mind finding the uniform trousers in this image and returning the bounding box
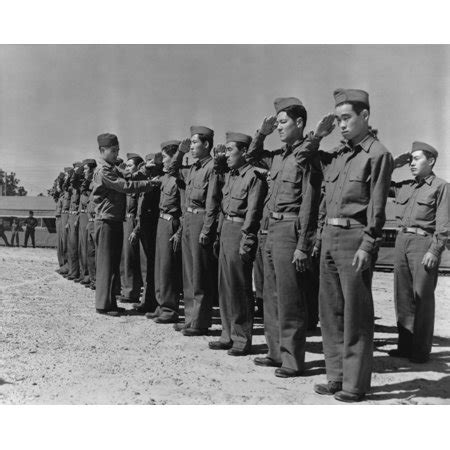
[319,225,374,394]
[78,213,89,280]
[181,211,217,330]
[94,220,123,311]
[394,231,439,360]
[218,221,254,351]
[60,213,69,272]
[155,216,183,320]
[67,215,79,277]
[253,232,267,300]
[24,228,36,248]
[56,217,65,266]
[11,231,20,247]
[120,215,143,300]
[86,221,96,285]
[139,215,159,312]
[263,218,308,371]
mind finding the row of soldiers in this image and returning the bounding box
[51,88,449,402]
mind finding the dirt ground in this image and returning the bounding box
[0,247,449,405]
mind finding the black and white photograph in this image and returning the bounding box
[0,1,449,448]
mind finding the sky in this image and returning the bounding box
[0,44,449,195]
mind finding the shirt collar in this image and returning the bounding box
[194,155,212,169]
[340,132,376,153]
[282,136,305,155]
[231,163,251,177]
[415,172,435,186]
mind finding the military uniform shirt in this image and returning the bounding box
[246,131,323,252]
[317,133,394,253]
[391,173,449,257]
[92,161,156,222]
[159,173,182,216]
[220,163,267,236]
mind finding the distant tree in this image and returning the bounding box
[0,169,28,196]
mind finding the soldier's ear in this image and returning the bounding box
[295,117,304,129]
[361,109,370,122]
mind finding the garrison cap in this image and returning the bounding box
[97,133,119,147]
[73,161,82,168]
[161,140,181,150]
[333,88,370,108]
[273,97,303,114]
[190,126,214,138]
[225,132,252,146]
[145,153,157,161]
[58,172,65,178]
[64,167,72,172]
[82,158,97,167]
[126,152,142,160]
[411,141,438,158]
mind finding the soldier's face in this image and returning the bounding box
[190,134,209,159]
[226,142,243,169]
[276,111,302,144]
[125,159,138,175]
[101,146,119,164]
[335,104,368,141]
[83,164,91,178]
[410,151,434,178]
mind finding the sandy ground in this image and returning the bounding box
[0,247,449,405]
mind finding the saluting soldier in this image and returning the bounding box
[86,171,97,290]
[117,153,145,303]
[54,172,66,273]
[312,89,394,402]
[389,142,449,363]
[208,132,267,356]
[66,162,84,280]
[170,126,221,336]
[150,140,184,324]
[60,167,73,276]
[77,159,97,285]
[246,97,328,378]
[92,133,159,316]
[131,153,163,314]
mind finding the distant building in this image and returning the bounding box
[0,196,56,247]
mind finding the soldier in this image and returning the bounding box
[77,159,97,285]
[132,153,163,314]
[117,153,145,303]
[92,133,158,316]
[53,173,65,272]
[150,140,184,323]
[66,162,84,280]
[208,132,267,356]
[170,126,220,336]
[86,167,97,290]
[388,142,449,363]
[312,89,394,402]
[246,97,329,378]
[10,218,20,247]
[60,167,72,276]
[23,210,38,248]
[0,218,10,246]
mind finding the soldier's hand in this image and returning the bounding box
[129,232,138,244]
[311,245,320,259]
[169,233,181,252]
[260,115,277,136]
[352,249,371,272]
[292,249,309,272]
[314,113,336,138]
[145,158,155,168]
[154,153,163,166]
[394,152,411,168]
[199,232,211,246]
[213,238,220,259]
[179,138,191,154]
[213,144,227,158]
[422,252,438,270]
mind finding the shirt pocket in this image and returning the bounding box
[191,177,208,204]
[348,169,371,205]
[416,193,436,223]
[229,186,248,213]
[393,196,409,220]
